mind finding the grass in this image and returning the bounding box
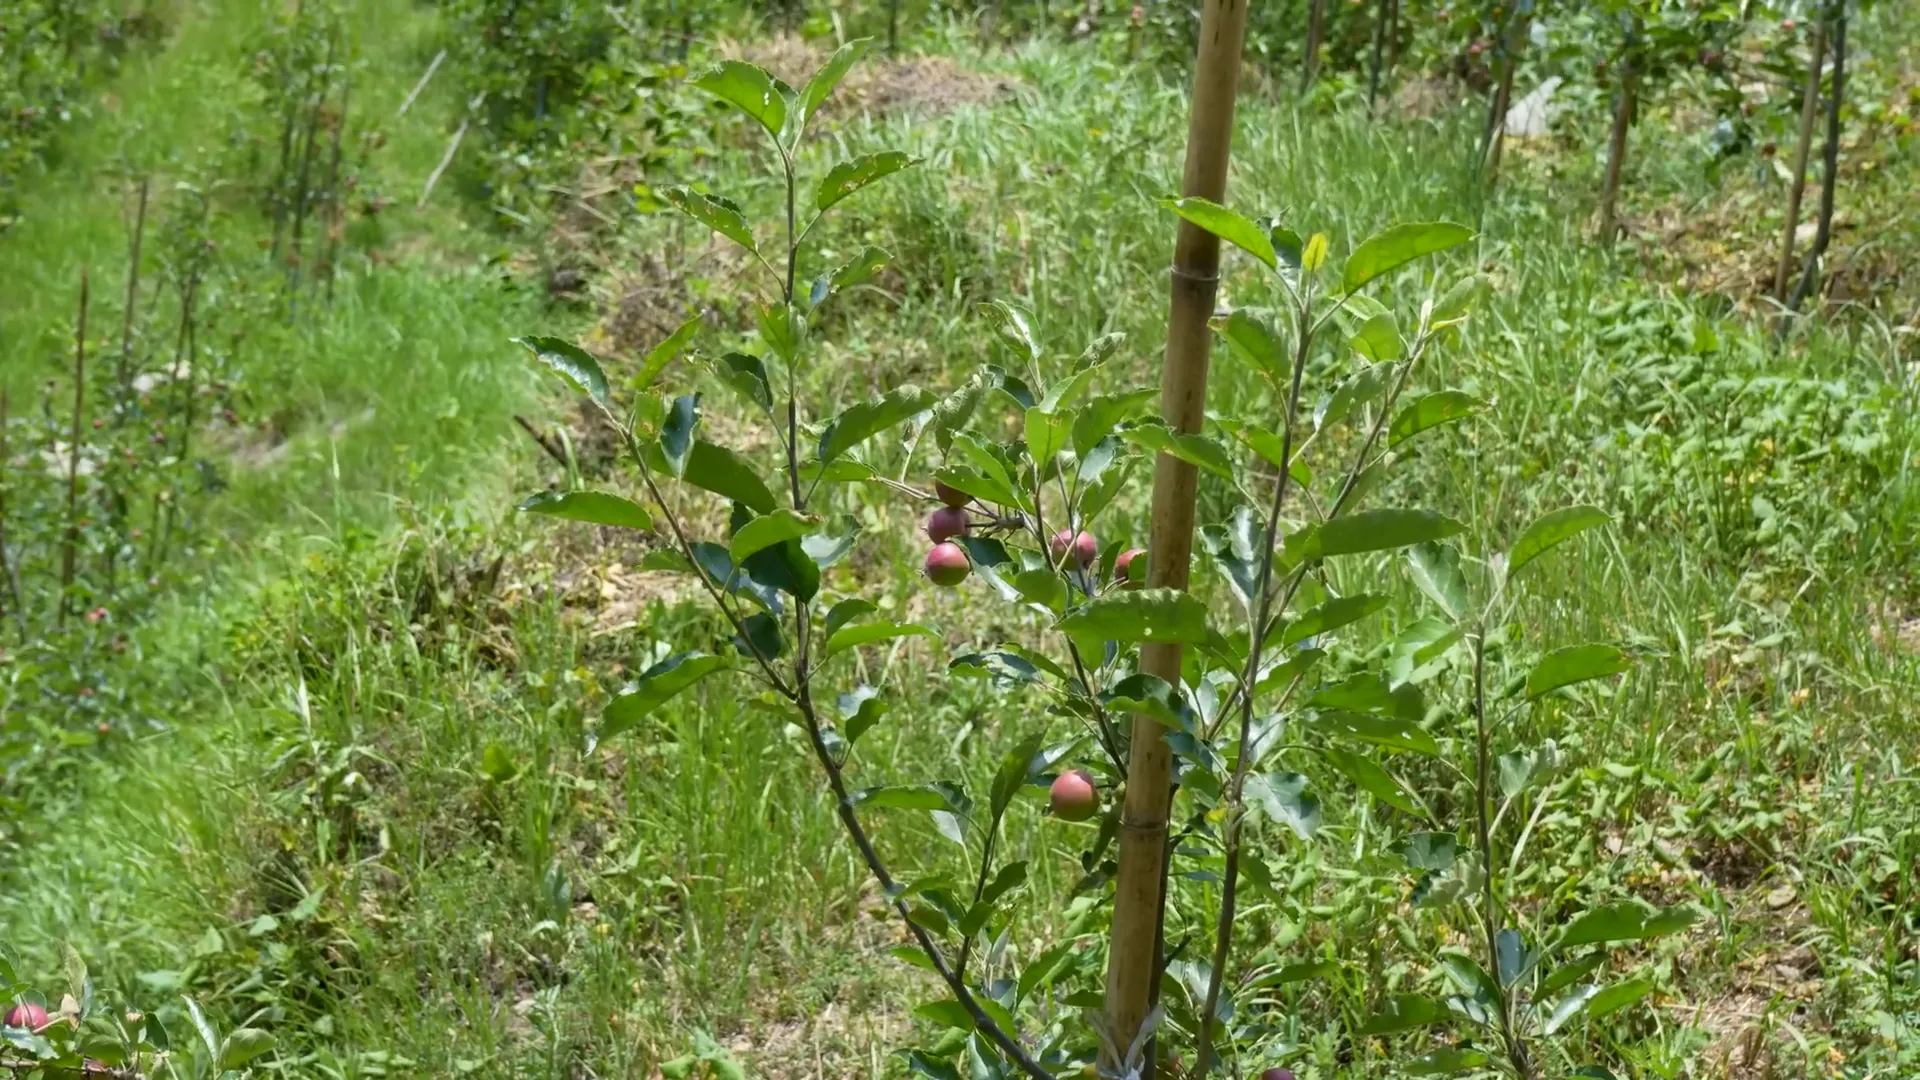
[3,4,1919,1080]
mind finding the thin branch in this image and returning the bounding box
[395,48,446,117]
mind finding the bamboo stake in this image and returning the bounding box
[117,178,150,397]
[1774,14,1828,301]
[395,47,445,118]
[1787,4,1846,315]
[1104,2,1249,1076]
[59,270,90,628]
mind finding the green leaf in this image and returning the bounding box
[1249,958,1339,988]
[1584,978,1656,1020]
[1357,994,1448,1035]
[1319,710,1439,755]
[1103,672,1190,727]
[825,598,877,637]
[913,1000,976,1031]
[514,335,609,403]
[1403,1048,1490,1075]
[518,490,653,531]
[1282,593,1388,646]
[1316,361,1397,432]
[1323,748,1420,814]
[1558,903,1697,948]
[730,509,818,563]
[1072,389,1155,455]
[1312,509,1466,558]
[479,742,519,783]
[602,653,729,740]
[1215,309,1288,385]
[693,60,791,139]
[1541,952,1607,995]
[815,151,919,211]
[735,609,786,662]
[1395,832,1458,871]
[855,785,964,811]
[934,466,1020,509]
[838,686,891,745]
[661,393,700,477]
[682,441,777,513]
[1544,984,1600,1035]
[990,732,1047,819]
[1349,311,1404,363]
[714,352,772,411]
[827,621,939,655]
[662,186,757,252]
[1525,644,1631,699]
[1405,541,1469,620]
[1430,273,1491,326]
[794,38,869,132]
[1161,196,1277,269]
[218,1028,276,1070]
[978,300,1040,361]
[1244,772,1321,839]
[1341,221,1474,293]
[1054,588,1209,644]
[1389,391,1487,448]
[1507,506,1611,580]
[820,385,936,464]
[181,996,221,1060]
[1123,421,1235,481]
[637,312,703,390]
[1024,406,1070,464]
[827,246,891,295]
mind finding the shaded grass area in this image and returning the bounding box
[2,11,1918,1080]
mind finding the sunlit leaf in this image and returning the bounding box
[1507,505,1610,580]
[815,151,919,211]
[514,335,609,403]
[1054,588,1209,644]
[518,490,653,530]
[1161,197,1276,268]
[602,653,730,740]
[1389,390,1487,448]
[693,60,791,138]
[1525,644,1631,699]
[1342,221,1474,293]
[819,385,936,464]
[662,186,757,252]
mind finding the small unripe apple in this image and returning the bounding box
[4,1003,48,1031]
[1115,548,1147,587]
[1260,1069,1297,1080]
[925,506,970,543]
[934,480,971,508]
[1050,769,1099,821]
[1050,529,1097,568]
[924,542,971,586]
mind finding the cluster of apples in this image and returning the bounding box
[918,482,1147,592]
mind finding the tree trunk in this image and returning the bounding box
[1103,2,1248,1077]
[1302,0,1326,90]
[117,178,149,397]
[1788,5,1845,313]
[59,270,89,628]
[1367,0,1390,112]
[888,0,900,53]
[1774,15,1828,300]
[1597,42,1638,242]
[1481,9,1530,181]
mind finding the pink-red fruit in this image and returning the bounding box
[1050,769,1099,821]
[4,1003,48,1031]
[925,506,970,543]
[924,542,971,586]
[934,480,971,508]
[1051,529,1097,568]
[1115,548,1147,587]
[1260,1070,1296,1080]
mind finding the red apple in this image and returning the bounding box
[1050,529,1097,568]
[1114,548,1147,587]
[934,480,971,508]
[1260,1069,1297,1080]
[4,1003,48,1031]
[1050,769,1099,821]
[925,506,970,543]
[924,542,971,587]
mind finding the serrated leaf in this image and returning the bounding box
[816,151,919,211]
[1282,593,1388,646]
[730,509,817,563]
[693,60,790,138]
[518,490,653,530]
[820,384,936,464]
[1313,508,1466,558]
[1319,710,1439,755]
[1244,772,1321,839]
[1405,541,1469,620]
[827,620,939,655]
[1389,391,1487,448]
[1357,994,1447,1035]
[1323,748,1420,814]
[637,312,703,390]
[1507,505,1610,580]
[662,186,757,252]
[602,653,729,740]
[1161,197,1276,268]
[1054,588,1209,644]
[1525,644,1631,699]
[514,335,609,403]
[1342,221,1474,293]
